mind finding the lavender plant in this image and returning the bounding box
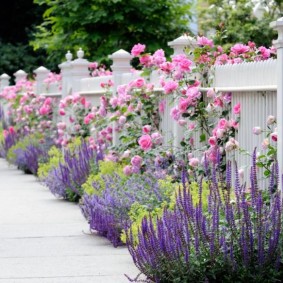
[80,169,175,247]
[0,127,18,158]
[126,150,283,282]
[13,144,49,175]
[44,141,96,202]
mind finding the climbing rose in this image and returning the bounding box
[131,155,143,168]
[189,157,199,167]
[142,125,151,134]
[225,138,239,152]
[197,36,214,48]
[163,81,178,94]
[233,103,241,114]
[231,43,249,55]
[267,115,276,125]
[131,43,146,56]
[253,127,262,135]
[271,132,278,142]
[123,165,133,176]
[138,134,152,151]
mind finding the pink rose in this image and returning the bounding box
[238,169,244,179]
[139,54,152,67]
[207,88,216,98]
[217,118,229,130]
[122,150,131,158]
[178,119,187,126]
[233,103,241,114]
[84,116,91,125]
[178,97,190,113]
[89,62,98,69]
[216,128,225,139]
[197,36,214,48]
[59,109,65,116]
[225,138,239,152]
[253,127,262,135]
[188,123,196,131]
[231,44,249,55]
[208,136,217,146]
[267,115,276,125]
[142,125,151,134]
[9,127,15,135]
[131,155,143,168]
[118,115,126,125]
[262,138,269,150]
[271,132,277,142]
[189,157,199,167]
[133,78,145,88]
[151,132,163,145]
[163,81,178,94]
[131,43,146,56]
[159,99,166,114]
[123,165,133,176]
[138,134,152,151]
[39,106,49,116]
[57,122,66,130]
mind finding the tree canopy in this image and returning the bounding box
[0,0,51,78]
[31,0,193,65]
[197,0,282,48]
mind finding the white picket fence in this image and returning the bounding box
[1,17,283,186]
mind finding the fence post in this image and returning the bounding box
[14,70,27,84]
[0,74,11,119]
[108,49,133,145]
[59,51,73,98]
[271,18,283,189]
[34,66,50,95]
[70,48,90,93]
[168,35,197,150]
[0,74,10,91]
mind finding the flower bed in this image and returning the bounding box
[0,37,281,282]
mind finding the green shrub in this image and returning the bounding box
[37,146,63,179]
[82,160,125,195]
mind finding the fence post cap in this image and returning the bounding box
[34,66,50,74]
[270,17,283,29]
[77,48,84,59]
[168,35,197,47]
[66,50,73,62]
[108,49,133,59]
[0,73,10,79]
[13,69,27,76]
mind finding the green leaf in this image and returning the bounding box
[200,133,206,142]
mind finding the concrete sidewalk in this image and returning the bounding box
[0,158,139,283]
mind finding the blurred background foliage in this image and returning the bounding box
[0,0,282,78]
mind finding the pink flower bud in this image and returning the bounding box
[189,157,199,167]
[142,125,151,134]
[123,165,133,176]
[253,127,262,135]
[267,115,276,125]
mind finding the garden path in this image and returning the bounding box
[0,158,139,283]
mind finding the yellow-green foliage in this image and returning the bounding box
[6,134,40,164]
[0,126,3,143]
[37,137,84,180]
[67,136,82,152]
[82,160,125,195]
[120,177,178,243]
[121,180,217,244]
[37,146,63,179]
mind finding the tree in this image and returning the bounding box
[31,0,193,65]
[197,0,283,48]
[0,0,53,78]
